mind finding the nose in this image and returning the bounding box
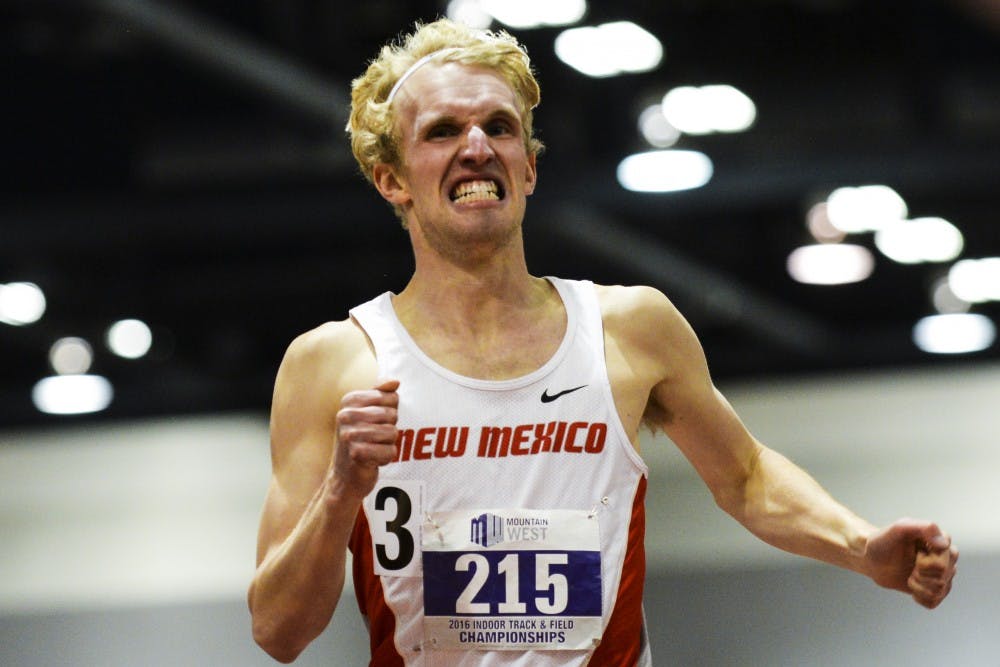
[460,125,494,164]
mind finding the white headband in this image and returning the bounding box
[386,48,464,104]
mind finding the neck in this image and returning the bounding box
[392,267,564,381]
[396,255,545,331]
[390,227,566,379]
[396,216,542,324]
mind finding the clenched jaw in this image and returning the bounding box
[450,179,505,204]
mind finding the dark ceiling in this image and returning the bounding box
[2,0,999,428]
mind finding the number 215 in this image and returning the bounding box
[455,553,569,615]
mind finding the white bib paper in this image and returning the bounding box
[421,508,603,651]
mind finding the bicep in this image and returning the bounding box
[654,378,760,495]
[643,299,762,499]
[254,333,344,565]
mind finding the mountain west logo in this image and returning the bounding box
[470,512,504,548]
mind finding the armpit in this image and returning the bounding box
[641,394,672,434]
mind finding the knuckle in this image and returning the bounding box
[337,405,363,424]
[341,389,367,406]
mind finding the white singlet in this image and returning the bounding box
[348,277,651,666]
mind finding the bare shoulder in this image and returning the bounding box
[594,283,670,318]
[277,318,377,397]
[284,317,370,364]
[269,318,378,467]
[590,283,708,435]
[594,283,699,358]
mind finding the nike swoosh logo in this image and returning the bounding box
[540,385,588,403]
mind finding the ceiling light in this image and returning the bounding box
[948,258,1000,303]
[661,85,756,135]
[826,185,907,233]
[446,0,494,28]
[806,202,846,244]
[49,337,94,375]
[482,0,586,28]
[617,150,713,193]
[0,281,47,326]
[107,318,154,359]
[32,374,114,415]
[638,104,680,148]
[555,21,662,77]
[931,276,971,314]
[874,217,964,264]
[786,243,875,285]
[912,313,996,354]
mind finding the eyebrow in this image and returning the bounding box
[418,108,521,133]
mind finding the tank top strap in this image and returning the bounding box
[546,276,605,372]
[348,292,400,379]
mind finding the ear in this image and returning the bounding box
[523,152,538,196]
[372,162,411,206]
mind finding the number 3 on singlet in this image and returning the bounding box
[365,479,424,577]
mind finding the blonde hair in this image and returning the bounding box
[347,18,544,185]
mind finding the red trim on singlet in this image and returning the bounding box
[350,511,404,666]
[587,475,647,667]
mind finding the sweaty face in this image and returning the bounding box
[377,62,537,257]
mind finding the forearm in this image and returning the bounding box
[249,478,362,663]
[723,447,877,575]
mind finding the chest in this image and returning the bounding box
[409,315,566,381]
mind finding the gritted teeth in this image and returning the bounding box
[450,179,503,202]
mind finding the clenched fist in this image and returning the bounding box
[333,379,400,498]
[864,519,958,609]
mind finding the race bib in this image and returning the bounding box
[421,508,603,651]
[364,479,425,577]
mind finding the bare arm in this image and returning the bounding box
[604,285,956,607]
[247,321,398,662]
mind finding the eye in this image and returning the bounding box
[426,123,459,139]
[485,119,514,137]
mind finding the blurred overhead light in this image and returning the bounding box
[661,85,756,135]
[106,318,154,359]
[481,0,586,28]
[0,281,46,326]
[447,0,494,28]
[806,202,847,244]
[555,21,662,77]
[826,185,907,233]
[32,374,114,415]
[874,217,964,264]
[786,243,875,285]
[638,104,680,148]
[617,150,713,193]
[49,337,94,375]
[948,258,1000,303]
[931,276,971,314]
[913,313,996,354]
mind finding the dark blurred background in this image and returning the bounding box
[3,0,998,427]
